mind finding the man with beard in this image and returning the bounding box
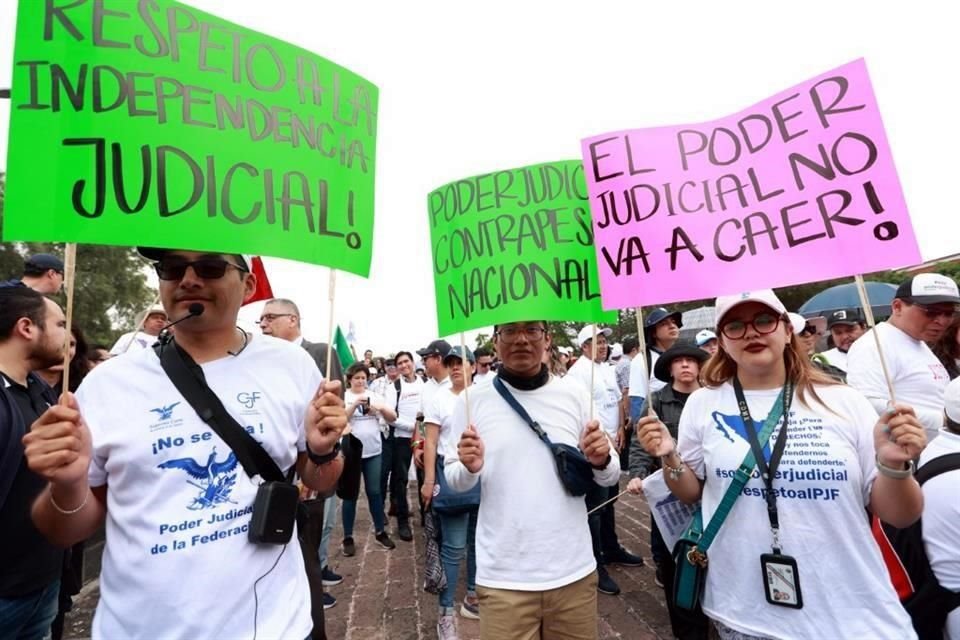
[849,273,960,444]
[0,287,66,639]
[446,320,619,639]
[818,308,866,374]
[23,248,346,639]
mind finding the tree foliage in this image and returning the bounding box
[0,172,154,346]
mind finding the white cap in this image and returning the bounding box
[715,290,787,326]
[787,313,808,335]
[145,305,167,318]
[610,343,624,359]
[945,377,960,423]
[896,273,960,305]
[558,346,573,356]
[577,324,613,347]
[695,330,717,346]
[368,366,378,375]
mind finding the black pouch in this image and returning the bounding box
[249,481,300,545]
[551,443,595,497]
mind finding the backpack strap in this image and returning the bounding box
[394,377,402,415]
[916,452,960,485]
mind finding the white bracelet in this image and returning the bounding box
[50,489,88,515]
[875,455,914,480]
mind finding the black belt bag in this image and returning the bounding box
[154,339,298,545]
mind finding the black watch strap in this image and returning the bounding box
[307,440,341,466]
[591,453,612,471]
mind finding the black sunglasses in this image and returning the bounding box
[154,258,248,281]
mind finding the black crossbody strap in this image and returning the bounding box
[492,377,553,446]
[916,452,960,485]
[394,377,402,414]
[153,340,285,483]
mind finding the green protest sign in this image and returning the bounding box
[428,160,617,335]
[4,0,378,277]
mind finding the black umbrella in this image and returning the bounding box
[798,281,897,318]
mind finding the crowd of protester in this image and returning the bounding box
[2,250,959,640]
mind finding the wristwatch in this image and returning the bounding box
[591,454,612,470]
[307,440,341,466]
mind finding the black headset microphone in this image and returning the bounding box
[157,304,204,344]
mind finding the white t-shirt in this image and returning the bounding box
[383,376,425,438]
[847,322,949,443]
[76,334,321,640]
[423,387,462,460]
[109,330,160,355]
[628,349,666,400]
[345,389,385,458]
[471,370,495,386]
[566,357,621,436]
[818,347,848,372]
[419,376,452,428]
[919,429,960,640]
[677,382,914,639]
[444,376,620,591]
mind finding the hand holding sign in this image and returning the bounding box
[579,419,610,467]
[23,392,91,487]
[457,424,484,473]
[875,403,927,466]
[307,381,347,456]
[636,414,675,458]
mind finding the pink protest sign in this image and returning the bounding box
[581,59,921,310]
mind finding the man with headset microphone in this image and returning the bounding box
[22,248,347,640]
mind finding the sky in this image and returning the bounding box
[2,1,959,353]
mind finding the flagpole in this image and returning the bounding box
[325,269,337,381]
[460,333,473,427]
[59,244,77,403]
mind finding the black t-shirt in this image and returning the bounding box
[0,372,63,596]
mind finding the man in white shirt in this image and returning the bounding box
[818,308,866,373]
[921,378,960,640]
[23,247,347,640]
[259,297,343,613]
[109,305,168,355]
[446,319,619,639]
[381,349,428,541]
[472,347,495,385]
[567,325,643,597]
[848,273,959,443]
[411,340,453,532]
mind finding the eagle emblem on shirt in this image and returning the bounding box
[158,447,240,510]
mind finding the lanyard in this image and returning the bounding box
[733,377,793,553]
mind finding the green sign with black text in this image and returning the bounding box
[428,160,617,335]
[4,0,378,276]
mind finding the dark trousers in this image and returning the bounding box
[586,483,620,562]
[298,498,327,640]
[650,514,669,566]
[619,426,633,471]
[381,434,413,522]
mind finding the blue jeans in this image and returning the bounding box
[342,455,386,536]
[438,509,478,612]
[0,579,60,640]
[318,494,337,569]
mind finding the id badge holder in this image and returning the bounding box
[760,553,803,609]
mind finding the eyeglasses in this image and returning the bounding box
[495,326,547,343]
[154,258,248,281]
[259,313,295,323]
[720,313,782,340]
[911,303,959,320]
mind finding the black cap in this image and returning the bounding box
[653,343,708,383]
[416,339,452,358]
[136,247,251,270]
[24,253,64,273]
[826,308,862,329]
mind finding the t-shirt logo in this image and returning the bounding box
[151,402,180,421]
[149,402,184,432]
[158,446,240,510]
[712,411,773,461]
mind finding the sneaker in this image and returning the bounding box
[342,537,355,557]
[597,566,621,596]
[321,566,343,587]
[397,522,413,542]
[375,531,396,550]
[460,593,479,619]
[436,614,458,640]
[604,546,645,567]
[322,592,337,610]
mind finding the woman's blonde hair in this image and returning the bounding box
[701,314,839,409]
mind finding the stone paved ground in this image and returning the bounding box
[66,478,672,639]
